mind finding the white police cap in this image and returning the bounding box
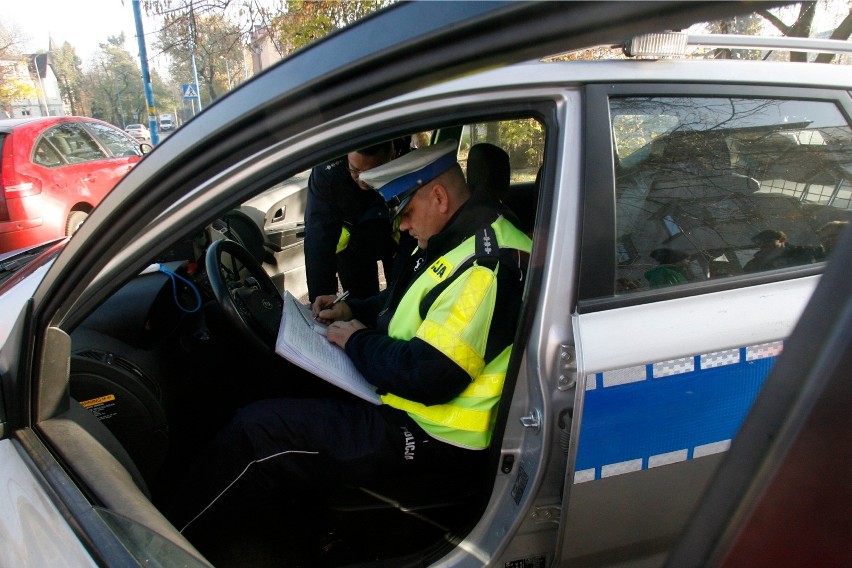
[359,139,458,217]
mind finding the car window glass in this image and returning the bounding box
[456,119,544,235]
[457,119,544,183]
[84,122,142,158]
[44,123,108,164]
[611,97,852,294]
[33,138,64,167]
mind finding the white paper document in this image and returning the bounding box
[275,291,381,405]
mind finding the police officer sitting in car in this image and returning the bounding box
[170,140,531,556]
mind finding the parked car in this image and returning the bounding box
[0,116,145,253]
[124,123,152,142]
[0,2,850,567]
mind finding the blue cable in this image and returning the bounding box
[159,264,202,313]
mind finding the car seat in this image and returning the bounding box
[467,142,511,202]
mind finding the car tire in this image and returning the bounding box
[66,210,89,236]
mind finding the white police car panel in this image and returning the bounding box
[0,440,97,567]
[575,276,818,372]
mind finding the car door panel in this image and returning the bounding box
[563,453,723,566]
[559,83,852,565]
[242,173,308,297]
[0,438,97,568]
[77,158,136,200]
[574,277,816,373]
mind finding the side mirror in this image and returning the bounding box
[140,143,154,155]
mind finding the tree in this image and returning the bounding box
[85,34,148,127]
[156,10,244,106]
[0,21,36,115]
[0,78,37,117]
[758,1,852,63]
[814,6,852,63]
[269,0,391,54]
[758,2,819,62]
[151,68,179,120]
[144,0,282,102]
[703,12,763,60]
[51,42,85,115]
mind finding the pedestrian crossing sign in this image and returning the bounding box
[182,83,199,99]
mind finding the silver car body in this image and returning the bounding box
[1,3,849,566]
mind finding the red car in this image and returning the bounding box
[0,116,146,254]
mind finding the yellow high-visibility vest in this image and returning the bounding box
[381,216,531,449]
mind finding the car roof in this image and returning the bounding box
[404,57,852,100]
[0,116,108,135]
[0,117,51,128]
[0,117,58,134]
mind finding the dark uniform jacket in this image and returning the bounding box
[345,192,528,417]
[743,244,816,272]
[305,158,398,301]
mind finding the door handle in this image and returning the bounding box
[271,206,286,224]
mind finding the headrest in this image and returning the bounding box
[467,143,510,202]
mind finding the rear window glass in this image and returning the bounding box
[85,122,142,158]
[610,96,852,294]
[34,139,64,167]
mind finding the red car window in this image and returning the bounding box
[33,139,64,167]
[43,123,107,164]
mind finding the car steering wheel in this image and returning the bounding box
[205,238,282,352]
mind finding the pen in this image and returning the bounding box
[314,290,350,320]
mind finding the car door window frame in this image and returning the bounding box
[578,83,852,313]
[32,96,561,564]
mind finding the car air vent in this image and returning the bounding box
[74,348,160,399]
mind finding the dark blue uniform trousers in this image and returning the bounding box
[171,395,485,535]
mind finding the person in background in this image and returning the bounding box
[409,131,433,150]
[815,220,848,260]
[743,229,816,273]
[645,248,691,288]
[304,141,398,302]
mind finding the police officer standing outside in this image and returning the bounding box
[170,140,531,555]
[305,141,398,301]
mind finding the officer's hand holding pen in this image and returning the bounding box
[311,291,352,323]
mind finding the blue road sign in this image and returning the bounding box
[182,83,199,99]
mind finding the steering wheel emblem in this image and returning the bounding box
[262,298,274,310]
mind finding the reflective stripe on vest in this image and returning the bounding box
[414,265,496,377]
[381,217,531,449]
[336,226,351,254]
[381,346,513,447]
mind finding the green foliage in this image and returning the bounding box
[271,0,393,53]
[51,42,84,115]
[85,34,149,126]
[0,76,36,110]
[498,119,544,170]
[157,10,244,107]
